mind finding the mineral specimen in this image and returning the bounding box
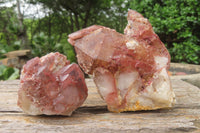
[18,52,88,115]
[68,10,175,112]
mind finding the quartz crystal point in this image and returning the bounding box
[68,10,175,112]
[18,52,88,115]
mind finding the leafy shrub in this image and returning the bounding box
[0,65,19,80]
[0,42,20,59]
[130,0,200,64]
[31,32,76,63]
[170,40,200,64]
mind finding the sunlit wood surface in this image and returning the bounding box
[0,79,200,133]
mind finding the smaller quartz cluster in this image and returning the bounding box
[18,52,88,115]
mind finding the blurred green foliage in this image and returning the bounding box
[0,0,200,64]
[0,6,21,59]
[130,0,200,64]
[0,65,19,80]
[31,32,76,62]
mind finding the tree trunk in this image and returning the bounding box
[16,0,29,49]
[74,13,80,30]
[69,12,74,32]
[83,1,91,28]
[48,12,51,38]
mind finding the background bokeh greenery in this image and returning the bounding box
[0,0,200,64]
[0,65,19,80]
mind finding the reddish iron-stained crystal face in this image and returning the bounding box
[18,52,88,115]
[68,10,175,112]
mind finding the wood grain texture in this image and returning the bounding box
[0,79,200,133]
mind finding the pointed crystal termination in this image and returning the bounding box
[18,52,88,115]
[68,10,175,113]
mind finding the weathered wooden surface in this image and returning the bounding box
[0,79,199,133]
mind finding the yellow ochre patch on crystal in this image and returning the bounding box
[108,101,158,113]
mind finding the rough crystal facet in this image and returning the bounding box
[18,52,88,115]
[68,10,175,112]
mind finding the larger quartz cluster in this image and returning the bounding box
[68,10,175,112]
[18,52,88,115]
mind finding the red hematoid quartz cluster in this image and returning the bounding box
[68,10,175,112]
[18,52,88,115]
